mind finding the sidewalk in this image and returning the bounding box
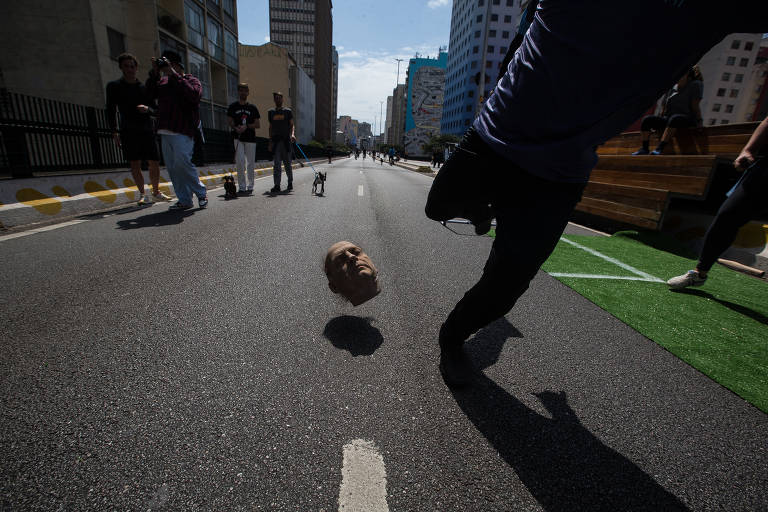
[0,157,335,230]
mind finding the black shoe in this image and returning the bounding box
[270,186,280,195]
[439,327,474,388]
[286,183,293,191]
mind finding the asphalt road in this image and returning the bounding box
[1,156,766,511]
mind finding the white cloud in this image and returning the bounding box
[427,0,450,8]
[337,44,444,125]
[264,35,269,42]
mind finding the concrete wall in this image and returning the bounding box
[292,64,316,144]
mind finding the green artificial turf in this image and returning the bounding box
[536,231,768,412]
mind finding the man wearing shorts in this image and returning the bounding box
[106,53,170,205]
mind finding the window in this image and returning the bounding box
[721,120,730,124]
[725,104,734,113]
[185,0,204,50]
[224,31,237,69]
[739,57,749,67]
[491,14,498,21]
[506,0,513,5]
[735,74,744,83]
[745,41,754,51]
[709,119,716,125]
[485,60,492,68]
[757,85,763,93]
[730,89,739,98]
[489,30,496,37]
[722,72,731,81]
[471,60,477,68]
[223,0,234,16]
[502,30,509,38]
[159,34,187,68]
[712,103,721,112]
[504,15,512,23]
[716,88,726,96]
[731,39,741,50]
[468,90,474,97]
[476,14,483,22]
[227,71,238,104]
[499,46,506,54]
[487,45,494,53]
[493,0,500,4]
[473,45,479,54]
[474,30,480,38]
[208,18,223,61]
[478,0,484,5]
[726,56,736,65]
[106,27,125,60]
[188,50,210,100]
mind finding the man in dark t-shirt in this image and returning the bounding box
[227,83,261,194]
[267,92,296,194]
[106,53,169,205]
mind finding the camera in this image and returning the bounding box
[156,57,170,68]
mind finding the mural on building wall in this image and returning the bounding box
[405,67,445,157]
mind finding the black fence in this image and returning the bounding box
[0,91,344,179]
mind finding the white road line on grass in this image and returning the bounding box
[358,185,364,196]
[0,220,87,242]
[338,439,388,512]
[559,237,664,283]
[548,273,662,282]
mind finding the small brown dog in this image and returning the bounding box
[223,174,237,199]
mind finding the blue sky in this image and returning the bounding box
[237,0,452,131]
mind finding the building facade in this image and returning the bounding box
[0,0,240,131]
[404,51,448,157]
[696,33,764,126]
[389,84,408,149]
[269,0,334,142]
[238,42,314,144]
[440,0,524,136]
[385,95,393,144]
[332,46,339,139]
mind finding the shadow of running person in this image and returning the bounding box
[674,288,768,327]
[116,210,193,229]
[450,324,689,511]
[323,316,383,356]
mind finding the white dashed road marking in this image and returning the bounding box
[358,185,364,197]
[0,220,87,242]
[338,439,388,512]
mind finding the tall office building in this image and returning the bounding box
[389,84,407,149]
[332,46,338,139]
[269,0,334,141]
[385,95,393,144]
[404,51,447,157]
[0,0,241,130]
[441,0,524,136]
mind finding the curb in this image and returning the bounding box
[0,158,334,231]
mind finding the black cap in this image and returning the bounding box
[161,50,184,69]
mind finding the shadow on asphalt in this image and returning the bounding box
[323,315,383,356]
[674,288,768,326]
[116,210,194,229]
[451,319,689,511]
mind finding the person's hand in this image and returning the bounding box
[112,132,121,148]
[734,149,755,171]
[136,104,149,114]
[236,125,246,134]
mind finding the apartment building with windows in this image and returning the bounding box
[697,33,764,126]
[269,0,334,141]
[404,51,448,157]
[0,0,241,131]
[440,0,524,136]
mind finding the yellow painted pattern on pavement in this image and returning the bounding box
[15,188,62,215]
[84,180,116,203]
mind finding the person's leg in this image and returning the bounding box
[161,135,190,205]
[234,140,247,191]
[176,134,207,202]
[273,143,283,190]
[148,160,161,195]
[284,141,293,189]
[129,160,145,196]
[634,116,665,154]
[244,142,256,190]
[439,168,586,349]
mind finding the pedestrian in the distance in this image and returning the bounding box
[268,92,296,195]
[106,53,170,206]
[227,83,261,195]
[146,50,208,210]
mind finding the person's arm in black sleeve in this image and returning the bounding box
[106,82,121,147]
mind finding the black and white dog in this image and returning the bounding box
[312,171,327,195]
[223,174,237,199]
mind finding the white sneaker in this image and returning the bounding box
[138,192,152,205]
[667,270,707,289]
[153,192,171,202]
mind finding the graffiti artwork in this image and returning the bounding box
[404,66,445,157]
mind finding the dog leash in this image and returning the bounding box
[294,141,320,176]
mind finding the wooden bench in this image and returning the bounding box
[574,122,758,230]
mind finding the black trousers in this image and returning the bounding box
[640,114,694,132]
[425,128,586,346]
[698,160,768,272]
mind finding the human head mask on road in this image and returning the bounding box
[325,241,380,306]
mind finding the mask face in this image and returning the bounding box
[325,241,380,306]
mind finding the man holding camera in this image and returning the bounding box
[227,83,261,195]
[145,50,207,210]
[106,53,170,205]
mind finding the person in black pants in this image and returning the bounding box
[633,66,704,155]
[425,0,767,388]
[667,116,768,289]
